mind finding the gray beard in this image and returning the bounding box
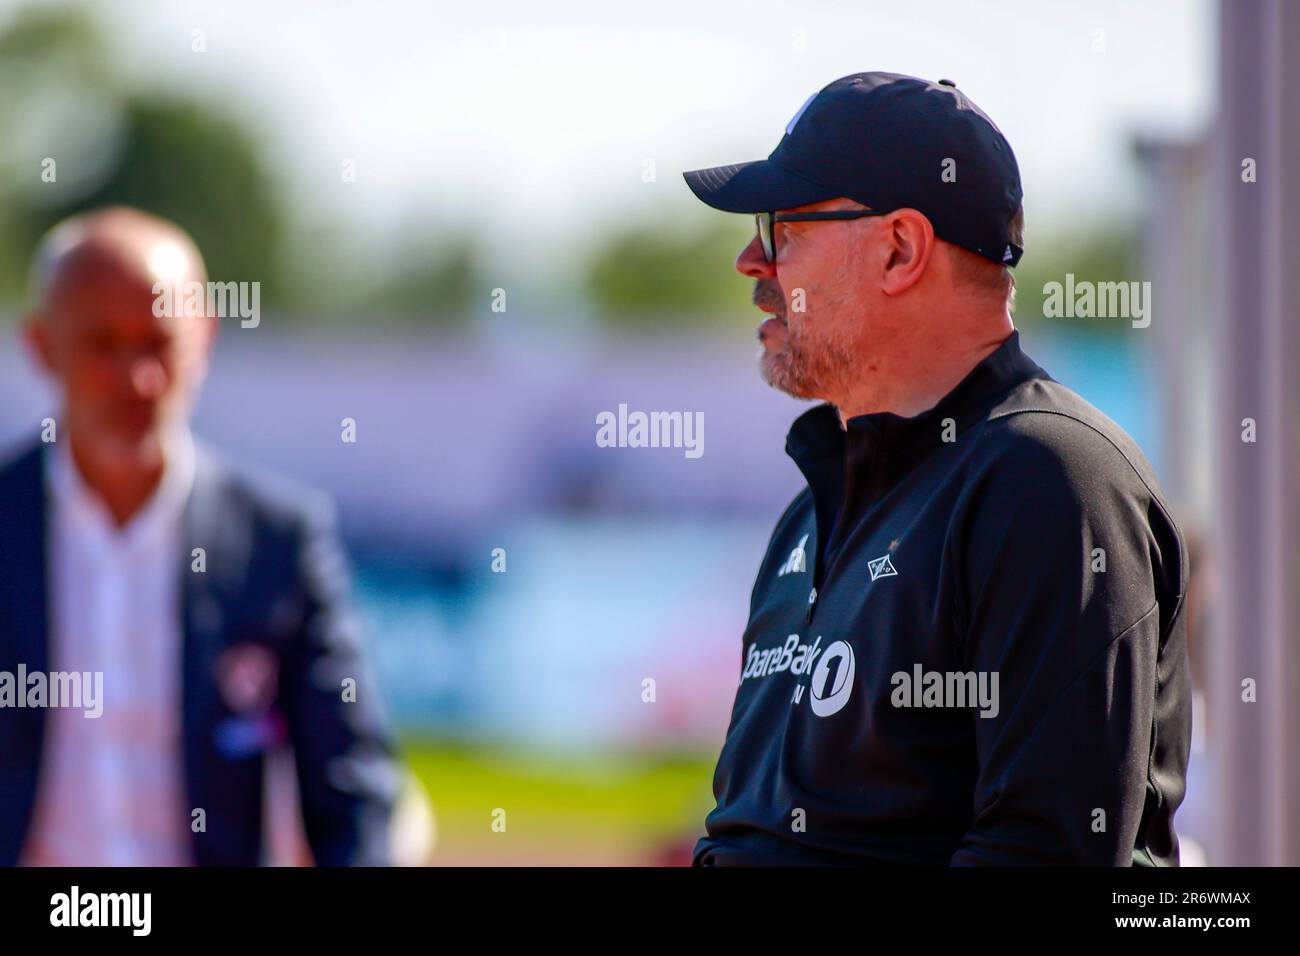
[760,320,857,402]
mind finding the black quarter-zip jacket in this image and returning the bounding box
[694,330,1191,866]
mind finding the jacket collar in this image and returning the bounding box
[786,330,1049,507]
[45,427,196,554]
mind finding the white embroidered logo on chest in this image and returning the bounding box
[777,533,809,576]
[868,554,898,581]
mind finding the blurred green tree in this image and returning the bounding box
[584,215,755,327]
[0,6,287,309]
[21,96,287,302]
[1012,224,1140,337]
[0,3,476,326]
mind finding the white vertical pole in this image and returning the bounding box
[1209,0,1300,867]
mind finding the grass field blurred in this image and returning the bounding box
[401,738,716,865]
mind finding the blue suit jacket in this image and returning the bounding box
[0,438,399,866]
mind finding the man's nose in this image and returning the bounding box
[735,233,775,279]
[128,356,168,399]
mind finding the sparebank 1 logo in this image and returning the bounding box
[809,640,855,717]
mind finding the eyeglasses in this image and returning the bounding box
[755,209,891,262]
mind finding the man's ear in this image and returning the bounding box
[22,313,57,376]
[880,209,935,297]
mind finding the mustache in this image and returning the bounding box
[753,280,786,316]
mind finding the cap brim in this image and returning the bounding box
[682,159,839,213]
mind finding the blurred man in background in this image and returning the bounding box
[0,206,399,865]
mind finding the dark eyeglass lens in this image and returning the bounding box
[756,213,774,260]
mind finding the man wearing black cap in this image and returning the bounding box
[683,72,1191,866]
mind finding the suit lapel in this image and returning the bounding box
[0,442,51,863]
[6,444,50,681]
[0,445,50,728]
[180,444,234,862]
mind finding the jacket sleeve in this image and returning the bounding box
[282,496,401,866]
[947,420,1184,866]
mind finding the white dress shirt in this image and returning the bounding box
[20,430,197,866]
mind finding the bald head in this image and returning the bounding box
[25,206,216,486]
[31,206,207,315]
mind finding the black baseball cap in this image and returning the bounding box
[683,72,1024,267]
